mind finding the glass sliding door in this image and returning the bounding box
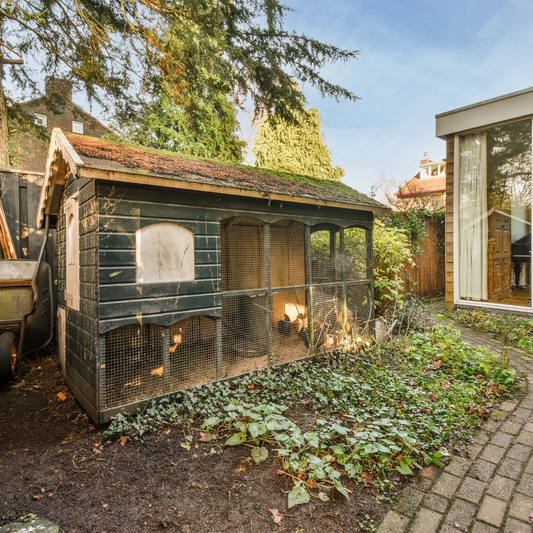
[459,119,532,308]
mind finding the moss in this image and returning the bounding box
[80,134,386,209]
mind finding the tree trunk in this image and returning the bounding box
[0,62,10,169]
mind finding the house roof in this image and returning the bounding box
[37,129,388,226]
[395,173,446,197]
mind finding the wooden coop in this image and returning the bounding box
[37,129,388,423]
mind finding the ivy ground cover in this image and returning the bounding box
[446,308,533,349]
[105,325,517,508]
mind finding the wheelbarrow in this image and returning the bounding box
[0,216,53,383]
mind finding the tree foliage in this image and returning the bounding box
[0,0,360,166]
[253,104,345,181]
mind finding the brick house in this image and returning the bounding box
[17,78,111,172]
[394,155,446,210]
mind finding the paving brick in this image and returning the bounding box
[526,456,533,474]
[432,473,462,499]
[477,496,508,527]
[470,459,497,482]
[423,493,449,514]
[466,443,483,459]
[507,443,532,463]
[487,475,516,498]
[440,526,461,533]
[491,432,514,448]
[410,508,442,533]
[445,457,472,477]
[481,444,507,464]
[491,410,508,421]
[457,476,486,503]
[445,499,477,530]
[524,422,533,433]
[504,518,532,533]
[482,419,502,433]
[472,521,500,533]
[517,431,533,447]
[501,401,519,412]
[502,421,524,435]
[513,408,533,421]
[509,493,533,523]
[499,457,525,480]
[473,431,491,445]
[516,473,533,496]
[520,400,533,411]
[395,487,424,517]
[377,511,410,533]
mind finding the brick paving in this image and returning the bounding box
[377,312,533,533]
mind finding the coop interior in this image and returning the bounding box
[101,217,373,411]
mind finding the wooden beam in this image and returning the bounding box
[0,196,16,258]
[78,166,391,214]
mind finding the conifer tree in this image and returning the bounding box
[0,0,360,167]
[253,104,345,181]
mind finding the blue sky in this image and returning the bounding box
[280,0,533,194]
[10,0,533,196]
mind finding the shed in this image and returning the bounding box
[436,88,532,316]
[37,129,388,423]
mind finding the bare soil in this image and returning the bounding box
[0,349,401,533]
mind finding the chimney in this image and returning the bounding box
[420,151,430,164]
[45,76,73,102]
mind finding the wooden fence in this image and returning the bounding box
[400,216,445,297]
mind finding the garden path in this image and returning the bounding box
[378,307,533,533]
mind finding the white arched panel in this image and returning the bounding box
[136,223,195,284]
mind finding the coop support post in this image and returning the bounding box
[366,225,375,337]
[162,326,170,393]
[215,318,223,379]
[340,229,349,343]
[97,333,106,421]
[264,224,273,365]
[304,225,314,354]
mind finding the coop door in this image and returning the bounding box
[65,197,80,311]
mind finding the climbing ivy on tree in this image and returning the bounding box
[253,103,345,181]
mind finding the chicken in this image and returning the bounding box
[277,314,292,336]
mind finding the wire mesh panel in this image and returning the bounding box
[344,227,369,280]
[168,316,217,391]
[272,289,309,364]
[346,283,373,338]
[221,217,265,291]
[311,285,345,353]
[103,323,164,409]
[311,227,341,282]
[271,220,306,288]
[222,294,270,378]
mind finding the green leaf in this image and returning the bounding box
[288,485,311,508]
[251,446,269,463]
[334,481,349,498]
[202,416,221,428]
[396,462,413,475]
[364,443,379,454]
[225,433,246,446]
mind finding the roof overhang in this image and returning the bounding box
[37,129,390,227]
[435,87,533,139]
[395,186,446,197]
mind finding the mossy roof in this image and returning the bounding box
[66,133,387,210]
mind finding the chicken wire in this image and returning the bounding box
[101,222,374,410]
[102,323,164,409]
[221,217,265,291]
[168,316,217,390]
[221,294,271,378]
[272,289,310,364]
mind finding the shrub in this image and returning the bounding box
[373,219,414,316]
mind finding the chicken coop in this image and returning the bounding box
[37,129,388,423]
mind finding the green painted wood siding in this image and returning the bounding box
[96,182,373,334]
